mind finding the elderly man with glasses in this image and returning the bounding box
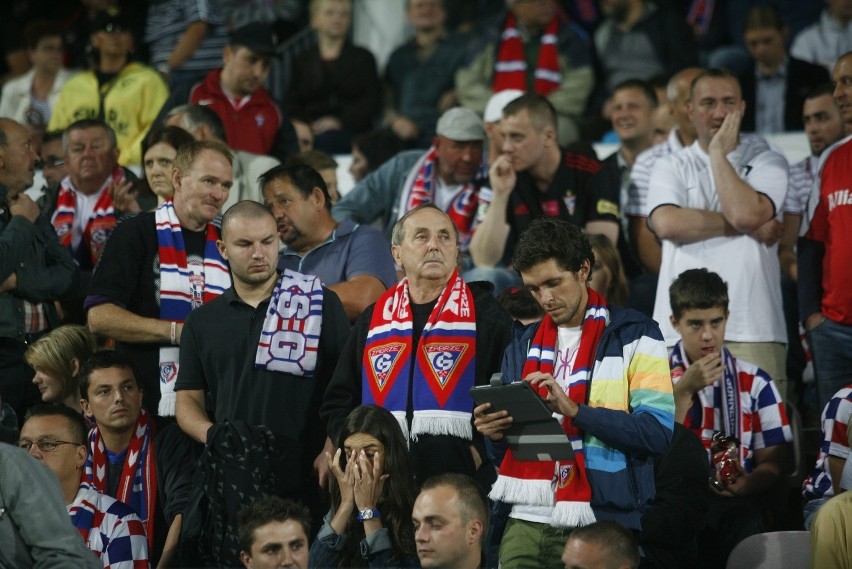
[19,404,150,567]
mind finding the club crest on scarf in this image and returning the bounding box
[557,463,575,489]
[424,344,468,388]
[160,361,177,385]
[368,343,407,393]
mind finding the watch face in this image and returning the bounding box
[360,509,373,520]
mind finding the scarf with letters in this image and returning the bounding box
[398,147,489,249]
[490,288,607,528]
[51,167,122,267]
[156,199,230,416]
[670,341,744,463]
[255,269,324,376]
[84,408,157,550]
[362,269,476,441]
[493,12,562,95]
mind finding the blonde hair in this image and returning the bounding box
[25,325,96,400]
[173,140,233,176]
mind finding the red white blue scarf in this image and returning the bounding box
[670,341,744,462]
[156,199,230,415]
[490,288,607,528]
[51,166,122,267]
[362,269,476,441]
[493,12,562,95]
[84,408,157,551]
[398,147,489,249]
[255,269,324,376]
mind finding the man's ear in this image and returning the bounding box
[239,550,252,569]
[216,239,228,260]
[74,444,87,470]
[311,186,326,210]
[578,258,591,281]
[669,314,680,333]
[468,519,483,545]
[70,357,81,378]
[80,398,92,419]
[171,168,182,193]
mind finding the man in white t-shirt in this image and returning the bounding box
[647,68,790,399]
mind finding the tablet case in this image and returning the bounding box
[471,381,575,461]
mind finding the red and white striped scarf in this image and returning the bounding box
[84,408,157,551]
[490,288,607,527]
[51,167,122,266]
[493,12,562,95]
[398,147,489,249]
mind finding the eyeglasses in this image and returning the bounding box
[19,438,83,453]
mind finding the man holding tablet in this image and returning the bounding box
[474,218,674,569]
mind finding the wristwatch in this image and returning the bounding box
[357,507,381,522]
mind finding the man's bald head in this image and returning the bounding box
[666,67,703,140]
[221,200,277,240]
[0,119,38,193]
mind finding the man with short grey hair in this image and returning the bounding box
[332,107,490,247]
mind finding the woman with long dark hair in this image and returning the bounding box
[310,405,419,568]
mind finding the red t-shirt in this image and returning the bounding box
[806,141,852,324]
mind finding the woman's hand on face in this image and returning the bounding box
[326,448,357,508]
[353,449,389,511]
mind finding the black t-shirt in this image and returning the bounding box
[175,285,351,478]
[87,212,209,413]
[504,147,618,260]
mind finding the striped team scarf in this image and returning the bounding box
[255,269,324,376]
[493,12,562,95]
[670,341,743,463]
[156,199,230,416]
[51,167,122,267]
[687,0,716,37]
[490,288,607,528]
[397,147,490,249]
[362,269,476,441]
[84,408,157,551]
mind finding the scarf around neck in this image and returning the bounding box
[670,340,744,463]
[255,269,324,376]
[490,288,608,528]
[156,199,230,416]
[493,12,562,95]
[398,147,490,249]
[362,269,477,441]
[51,165,123,267]
[84,408,157,550]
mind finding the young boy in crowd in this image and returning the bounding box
[667,268,792,569]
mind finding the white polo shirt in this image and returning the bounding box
[647,134,789,346]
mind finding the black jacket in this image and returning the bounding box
[740,57,830,132]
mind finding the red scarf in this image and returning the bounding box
[51,167,121,266]
[493,13,562,95]
[489,288,607,527]
[84,409,157,550]
[398,147,489,249]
